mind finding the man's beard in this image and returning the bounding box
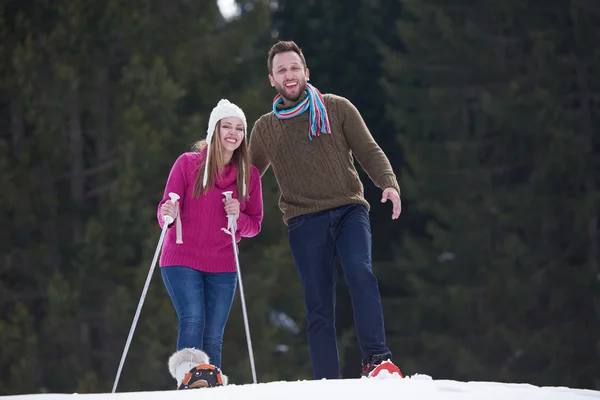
[275,80,307,103]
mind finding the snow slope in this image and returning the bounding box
[5,374,600,400]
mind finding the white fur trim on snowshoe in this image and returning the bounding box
[168,348,210,384]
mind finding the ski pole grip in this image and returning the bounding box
[162,192,180,225]
[169,192,180,203]
[222,191,234,218]
[222,191,236,231]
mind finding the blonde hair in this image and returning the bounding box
[192,121,250,201]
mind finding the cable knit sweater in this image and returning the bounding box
[157,150,263,273]
[249,92,400,223]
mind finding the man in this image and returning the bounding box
[249,40,403,380]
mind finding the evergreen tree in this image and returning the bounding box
[381,0,600,389]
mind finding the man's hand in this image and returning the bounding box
[381,187,401,220]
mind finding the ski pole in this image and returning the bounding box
[112,192,180,393]
[222,191,257,384]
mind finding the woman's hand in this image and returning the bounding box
[223,198,240,219]
[161,200,178,222]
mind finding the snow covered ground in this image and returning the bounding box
[5,373,600,400]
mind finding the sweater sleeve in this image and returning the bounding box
[157,153,188,229]
[336,96,401,195]
[236,165,263,238]
[249,118,271,177]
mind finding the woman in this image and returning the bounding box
[157,99,263,389]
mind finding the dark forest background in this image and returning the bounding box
[1,0,598,394]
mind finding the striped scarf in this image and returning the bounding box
[272,83,331,140]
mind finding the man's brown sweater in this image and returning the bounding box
[249,92,400,223]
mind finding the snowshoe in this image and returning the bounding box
[179,364,224,389]
[168,348,229,389]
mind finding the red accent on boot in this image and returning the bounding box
[368,360,404,378]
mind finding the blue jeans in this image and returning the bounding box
[288,204,391,379]
[161,266,237,369]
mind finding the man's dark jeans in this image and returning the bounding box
[287,204,391,379]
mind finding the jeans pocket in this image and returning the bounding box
[287,215,305,232]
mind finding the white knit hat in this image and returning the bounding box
[203,99,248,195]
